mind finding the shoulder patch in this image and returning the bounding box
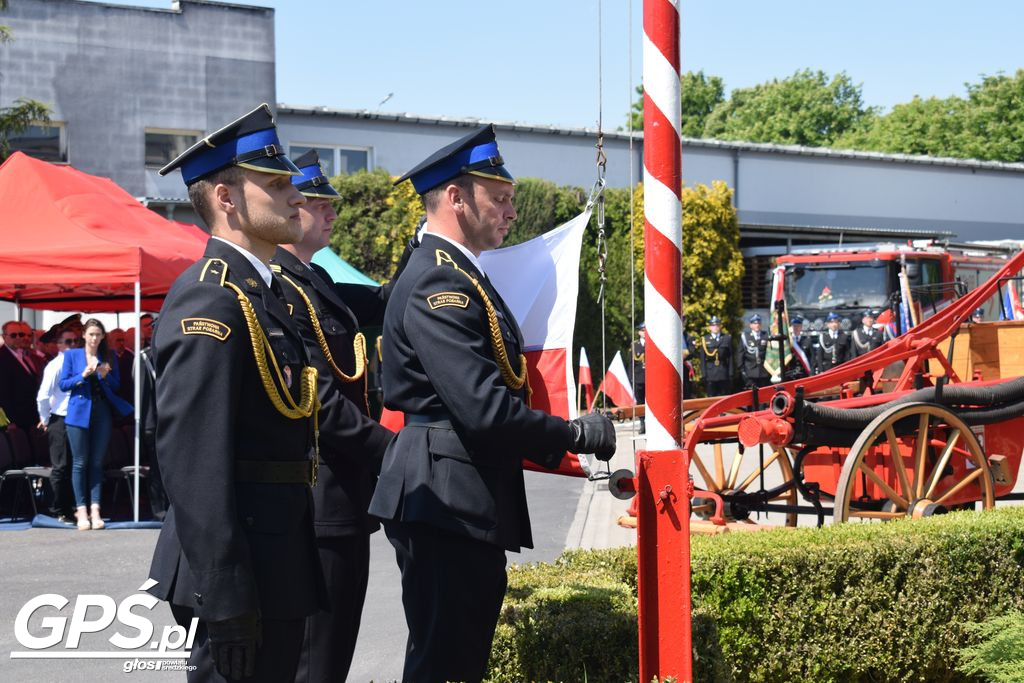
[426,291,470,310]
[198,258,228,286]
[181,317,232,342]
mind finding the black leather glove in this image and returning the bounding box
[207,612,261,681]
[568,413,616,461]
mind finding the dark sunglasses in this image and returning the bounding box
[5,332,28,338]
[60,338,78,346]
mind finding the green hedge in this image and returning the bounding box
[488,507,1024,682]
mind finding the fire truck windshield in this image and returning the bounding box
[786,263,890,310]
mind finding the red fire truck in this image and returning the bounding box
[746,241,1018,338]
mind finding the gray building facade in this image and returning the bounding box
[0,0,277,224]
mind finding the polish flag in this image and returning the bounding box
[480,206,591,476]
[593,350,635,410]
[578,348,594,413]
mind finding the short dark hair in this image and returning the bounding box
[421,175,472,213]
[187,166,245,226]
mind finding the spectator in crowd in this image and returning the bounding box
[139,313,155,348]
[36,326,81,522]
[35,327,59,362]
[816,312,851,373]
[0,320,42,430]
[700,316,733,396]
[59,318,134,530]
[108,328,136,406]
[59,314,84,338]
[971,307,984,324]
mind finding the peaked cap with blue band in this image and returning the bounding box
[291,149,340,199]
[394,124,514,194]
[158,103,301,185]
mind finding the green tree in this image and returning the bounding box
[958,69,1024,161]
[626,70,725,137]
[329,169,421,283]
[503,178,585,246]
[834,95,969,157]
[0,0,51,161]
[703,69,875,147]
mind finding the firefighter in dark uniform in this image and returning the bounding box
[147,105,326,683]
[367,125,617,683]
[850,309,885,359]
[682,325,696,398]
[816,311,851,373]
[270,150,412,682]
[739,313,772,389]
[632,323,646,433]
[784,316,814,381]
[700,315,732,396]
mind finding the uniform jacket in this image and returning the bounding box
[0,344,41,429]
[816,329,851,373]
[272,248,394,538]
[699,333,732,384]
[58,347,134,427]
[739,329,771,382]
[784,333,814,381]
[849,326,884,359]
[631,340,646,389]
[368,234,571,552]
[147,239,325,623]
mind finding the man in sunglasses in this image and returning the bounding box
[0,321,42,430]
[36,328,81,521]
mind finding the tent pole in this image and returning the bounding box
[133,281,141,523]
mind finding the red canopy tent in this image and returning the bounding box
[0,152,207,311]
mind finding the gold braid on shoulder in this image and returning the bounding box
[436,250,530,399]
[277,272,367,384]
[224,280,322,485]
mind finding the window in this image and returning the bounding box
[145,129,200,168]
[9,122,67,163]
[288,144,371,177]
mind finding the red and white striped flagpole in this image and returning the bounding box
[636,0,691,681]
[642,0,682,448]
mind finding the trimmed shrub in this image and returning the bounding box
[489,507,1024,682]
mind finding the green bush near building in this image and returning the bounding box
[488,507,1024,682]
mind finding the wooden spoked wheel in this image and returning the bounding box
[690,442,799,526]
[833,402,994,524]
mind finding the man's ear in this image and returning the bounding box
[213,182,237,216]
[445,182,465,214]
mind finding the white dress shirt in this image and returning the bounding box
[211,236,273,286]
[420,222,485,275]
[36,351,70,423]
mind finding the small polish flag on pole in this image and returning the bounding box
[578,348,594,413]
[592,350,635,410]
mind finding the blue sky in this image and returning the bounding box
[97,1,1024,129]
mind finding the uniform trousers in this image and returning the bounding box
[705,380,733,397]
[170,604,304,683]
[295,533,371,683]
[45,414,74,518]
[384,521,507,683]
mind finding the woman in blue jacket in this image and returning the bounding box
[59,318,133,530]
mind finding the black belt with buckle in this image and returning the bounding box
[235,459,312,485]
[405,410,452,427]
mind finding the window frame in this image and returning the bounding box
[286,142,374,177]
[144,127,202,169]
[9,120,69,164]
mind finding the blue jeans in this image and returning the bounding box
[67,398,112,508]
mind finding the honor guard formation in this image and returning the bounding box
[141,109,617,683]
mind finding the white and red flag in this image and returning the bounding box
[578,347,594,413]
[592,350,636,410]
[480,207,590,475]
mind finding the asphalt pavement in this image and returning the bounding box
[0,424,638,682]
